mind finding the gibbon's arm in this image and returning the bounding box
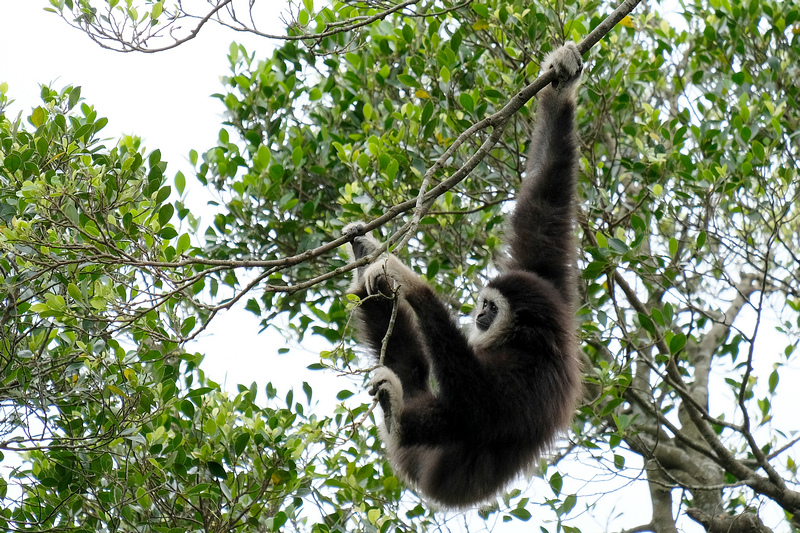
[401,286,491,401]
[506,44,582,300]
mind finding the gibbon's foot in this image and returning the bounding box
[364,261,395,297]
[369,366,403,433]
[363,255,416,298]
[543,42,583,89]
[343,222,383,284]
[343,222,380,261]
[343,222,364,238]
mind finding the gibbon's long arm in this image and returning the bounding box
[400,286,490,401]
[506,61,580,301]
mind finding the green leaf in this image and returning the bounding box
[402,24,414,43]
[149,149,162,168]
[562,494,577,514]
[30,107,47,128]
[3,154,21,172]
[609,238,628,254]
[471,3,488,16]
[752,140,765,161]
[158,204,174,226]
[549,472,563,495]
[426,259,439,279]
[159,226,178,239]
[234,433,250,456]
[669,333,687,355]
[156,185,171,204]
[509,508,531,521]
[187,483,210,495]
[256,145,271,168]
[768,369,779,394]
[696,231,707,249]
[336,390,353,400]
[67,86,81,109]
[175,171,186,195]
[292,146,303,166]
[599,397,625,417]
[420,101,433,125]
[245,298,261,315]
[67,283,82,302]
[385,159,399,181]
[176,233,190,255]
[459,93,474,113]
[614,454,625,469]
[207,461,226,479]
[181,316,196,336]
[638,313,656,335]
[398,74,419,88]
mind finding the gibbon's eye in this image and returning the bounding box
[476,299,499,331]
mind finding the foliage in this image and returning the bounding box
[2,0,800,531]
[0,85,395,531]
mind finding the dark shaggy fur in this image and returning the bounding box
[346,42,583,508]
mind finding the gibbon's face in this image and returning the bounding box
[469,286,513,350]
[476,298,499,331]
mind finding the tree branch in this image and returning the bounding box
[685,508,772,533]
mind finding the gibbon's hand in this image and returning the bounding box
[369,367,404,434]
[543,42,583,90]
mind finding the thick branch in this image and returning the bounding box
[685,509,772,533]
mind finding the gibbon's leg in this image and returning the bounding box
[507,42,582,301]
[344,225,431,401]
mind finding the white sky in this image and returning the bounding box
[1,2,797,532]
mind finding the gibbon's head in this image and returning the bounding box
[468,286,513,350]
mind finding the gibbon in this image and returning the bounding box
[344,42,583,508]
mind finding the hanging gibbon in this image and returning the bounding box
[345,42,583,508]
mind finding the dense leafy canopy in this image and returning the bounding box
[2,0,800,531]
